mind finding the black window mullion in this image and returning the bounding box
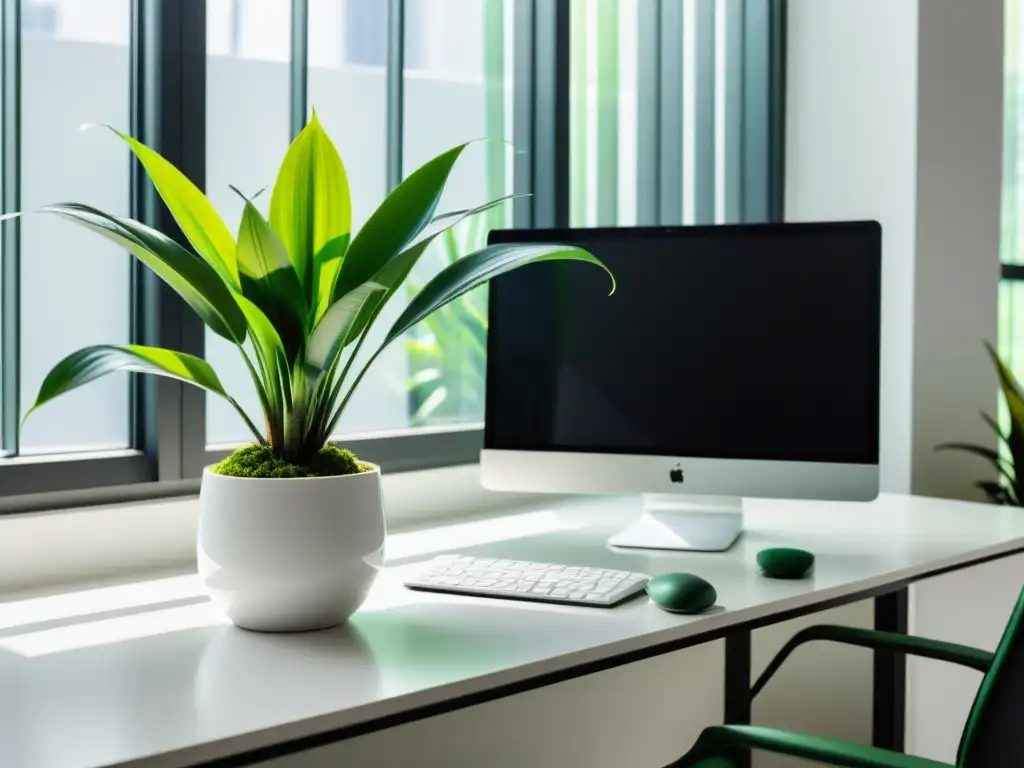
[290,0,309,140]
[741,0,786,223]
[635,0,660,226]
[657,0,683,225]
[1,0,20,458]
[130,0,206,481]
[693,0,716,225]
[512,0,535,228]
[529,0,570,228]
[386,0,404,190]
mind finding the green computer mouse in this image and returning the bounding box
[757,547,815,579]
[646,573,717,614]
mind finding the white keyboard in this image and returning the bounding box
[404,554,651,607]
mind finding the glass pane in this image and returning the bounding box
[570,0,639,227]
[307,0,389,435]
[399,0,512,429]
[205,0,292,446]
[1003,0,1024,266]
[1002,0,1024,440]
[20,0,131,453]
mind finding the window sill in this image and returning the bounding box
[0,463,558,596]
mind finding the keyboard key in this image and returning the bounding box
[551,590,569,597]
[569,591,586,599]
[532,587,551,595]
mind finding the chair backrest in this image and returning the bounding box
[957,583,1024,767]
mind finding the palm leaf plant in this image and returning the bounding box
[7,115,614,476]
[405,215,488,426]
[936,342,1023,505]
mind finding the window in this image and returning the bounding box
[401,0,511,428]
[0,0,784,505]
[570,0,638,227]
[308,0,391,436]
[18,0,131,454]
[1003,0,1024,377]
[205,0,292,447]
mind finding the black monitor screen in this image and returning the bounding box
[484,222,881,465]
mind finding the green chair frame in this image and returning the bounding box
[672,584,1024,767]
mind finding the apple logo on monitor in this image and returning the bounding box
[669,464,684,484]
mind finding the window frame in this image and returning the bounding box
[0,0,787,512]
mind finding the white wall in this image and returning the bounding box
[787,0,1008,763]
[785,0,919,495]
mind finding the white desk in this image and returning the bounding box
[2,493,1023,768]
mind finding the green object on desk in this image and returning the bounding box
[757,547,815,579]
[646,573,717,614]
[672,584,1024,767]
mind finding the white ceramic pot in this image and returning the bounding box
[197,464,386,632]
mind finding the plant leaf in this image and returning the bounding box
[981,410,1005,441]
[410,385,448,426]
[312,232,350,321]
[935,442,1005,465]
[985,343,1024,495]
[235,293,288,422]
[331,141,475,305]
[337,193,518,348]
[987,342,1024,425]
[24,344,261,442]
[322,243,613,438]
[269,111,351,296]
[935,442,1015,484]
[88,124,239,288]
[407,368,442,388]
[306,279,386,371]
[236,200,307,363]
[383,243,615,347]
[8,204,247,344]
[419,192,528,241]
[976,480,1017,506]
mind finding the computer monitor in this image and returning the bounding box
[480,222,882,552]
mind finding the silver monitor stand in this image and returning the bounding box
[608,494,743,552]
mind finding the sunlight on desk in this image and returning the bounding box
[0,602,227,657]
[384,509,584,562]
[0,574,205,631]
[0,510,581,657]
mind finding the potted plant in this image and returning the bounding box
[9,115,614,631]
[936,342,1023,505]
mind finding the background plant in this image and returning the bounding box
[936,343,1024,505]
[405,216,488,426]
[8,116,614,468]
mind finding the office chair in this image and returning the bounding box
[672,585,1024,767]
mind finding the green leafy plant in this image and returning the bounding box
[405,216,488,426]
[6,115,614,476]
[936,342,1023,504]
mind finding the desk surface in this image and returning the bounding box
[2,493,1023,768]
